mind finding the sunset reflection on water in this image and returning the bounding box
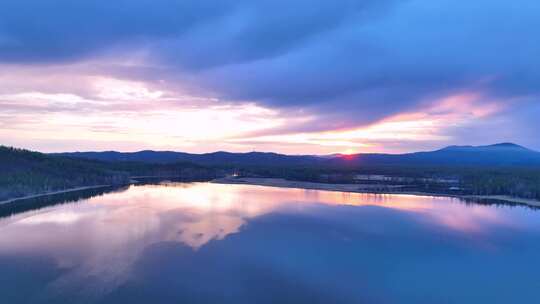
[0,182,539,304]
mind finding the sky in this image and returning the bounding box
[0,0,539,154]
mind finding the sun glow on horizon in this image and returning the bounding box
[341,148,357,155]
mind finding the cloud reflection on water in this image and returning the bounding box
[0,182,534,300]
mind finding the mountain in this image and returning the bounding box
[437,143,531,153]
[54,150,321,166]
[330,143,540,167]
[4,143,540,203]
[56,143,540,167]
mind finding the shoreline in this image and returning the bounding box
[212,177,540,208]
[0,185,111,205]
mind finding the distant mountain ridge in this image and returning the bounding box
[4,143,540,205]
[54,143,540,167]
[53,150,321,166]
[331,143,540,167]
[437,143,531,152]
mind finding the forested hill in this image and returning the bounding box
[53,150,321,166]
[0,146,222,202]
[57,143,540,167]
[4,143,540,203]
[0,146,130,201]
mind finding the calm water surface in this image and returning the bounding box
[1,182,539,304]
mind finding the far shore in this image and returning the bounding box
[212,177,540,208]
[0,185,110,205]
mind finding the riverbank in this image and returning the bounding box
[212,177,540,208]
[0,185,110,205]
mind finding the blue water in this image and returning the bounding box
[1,182,539,304]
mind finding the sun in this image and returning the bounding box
[342,148,356,155]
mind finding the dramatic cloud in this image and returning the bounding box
[0,0,539,152]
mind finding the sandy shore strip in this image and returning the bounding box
[0,185,110,205]
[213,177,406,192]
[212,177,540,208]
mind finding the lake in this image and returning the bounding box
[1,182,539,304]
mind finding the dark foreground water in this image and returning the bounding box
[1,183,539,304]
